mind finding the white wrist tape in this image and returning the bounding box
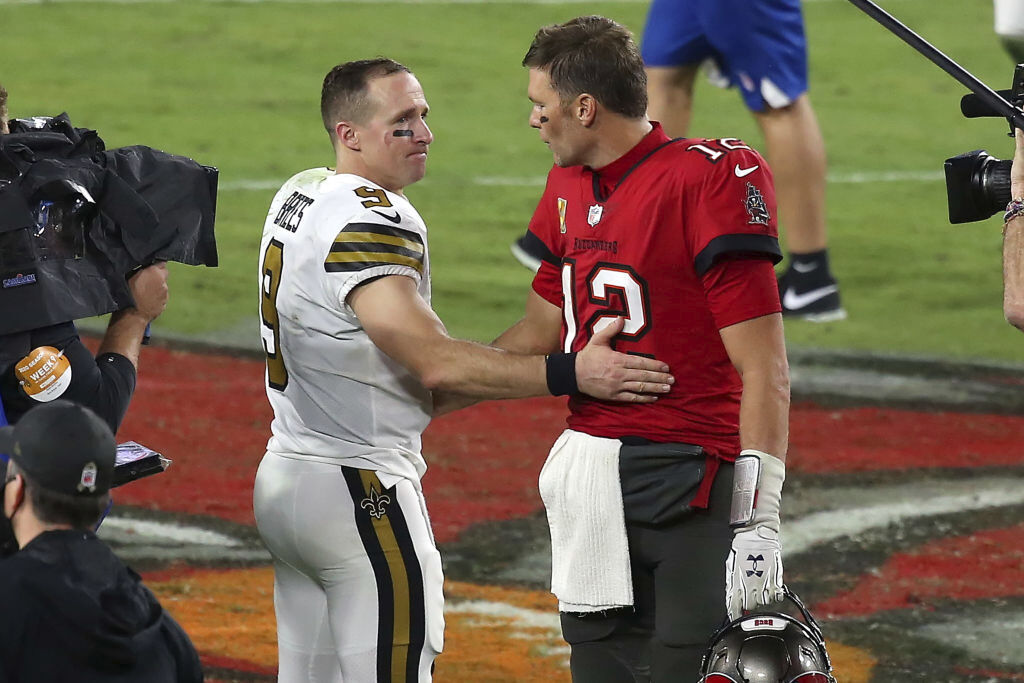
[729,449,785,532]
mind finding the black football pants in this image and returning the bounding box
[559,462,734,682]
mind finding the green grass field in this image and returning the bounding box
[4,0,1023,361]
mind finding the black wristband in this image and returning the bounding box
[545,352,578,396]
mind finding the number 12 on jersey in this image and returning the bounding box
[561,259,651,353]
[260,239,288,390]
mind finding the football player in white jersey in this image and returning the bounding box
[253,58,676,683]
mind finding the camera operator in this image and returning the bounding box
[0,262,169,432]
[0,401,202,682]
[0,82,169,432]
[1004,126,1024,331]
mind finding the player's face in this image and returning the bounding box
[358,72,433,193]
[528,68,585,168]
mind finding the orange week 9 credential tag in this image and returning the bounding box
[16,346,72,402]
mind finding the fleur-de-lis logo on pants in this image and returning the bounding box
[361,484,391,519]
[745,553,765,578]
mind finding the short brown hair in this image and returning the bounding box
[320,58,411,142]
[8,461,110,531]
[0,83,8,135]
[523,15,647,119]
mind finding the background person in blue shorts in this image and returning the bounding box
[642,0,843,322]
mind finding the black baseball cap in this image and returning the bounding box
[0,400,115,496]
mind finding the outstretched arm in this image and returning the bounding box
[349,275,673,408]
[490,289,564,355]
[431,289,562,415]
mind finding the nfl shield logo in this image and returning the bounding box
[587,204,604,227]
[78,462,98,493]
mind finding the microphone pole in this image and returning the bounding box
[846,0,1024,130]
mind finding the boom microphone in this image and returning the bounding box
[847,0,1024,131]
[961,90,1014,118]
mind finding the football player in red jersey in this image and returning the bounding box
[488,16,791,681]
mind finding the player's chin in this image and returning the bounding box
[404,165,427,186]
[548,146,573,168]
[404,155,428,179]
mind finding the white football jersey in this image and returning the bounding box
[258,168,432,482]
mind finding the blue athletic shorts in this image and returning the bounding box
[641,0,809,111]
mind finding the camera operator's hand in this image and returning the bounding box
[1013,127,1024,200]
[97,263,169,370]
[126,262,169,322]
[1004,127,1024,333]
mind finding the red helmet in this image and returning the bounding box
[699,587,836,683]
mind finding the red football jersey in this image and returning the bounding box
[529,124,782,459]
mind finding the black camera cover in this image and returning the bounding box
[0,114,218,335]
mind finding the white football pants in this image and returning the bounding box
[254,452,444,683]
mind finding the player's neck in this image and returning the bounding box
[334,155,407,197]
[13,512,72,549]
[583,117,653,170]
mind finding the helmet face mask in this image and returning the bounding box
[699,588,836,683]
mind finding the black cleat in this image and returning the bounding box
[778,262,846,322]
[510,233,543,273]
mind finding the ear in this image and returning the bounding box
[3,475,23,519]
[336,121,361,152]
[576,94,598,128]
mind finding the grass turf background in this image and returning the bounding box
[2,0,1023,360]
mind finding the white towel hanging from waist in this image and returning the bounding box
[539,429,632,613]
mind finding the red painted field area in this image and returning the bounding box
[114,347,1024,540]
[102,345,1024,681]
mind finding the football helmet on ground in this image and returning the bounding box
[699,586,836,683]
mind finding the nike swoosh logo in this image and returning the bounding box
[734,164,759,178]
[792,261,818,273]
[782,285,838,310]
[372,209,401,224]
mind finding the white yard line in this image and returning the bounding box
[470,170,945,187]
[446,599,561,629]
[784,483,1024,556]
[220,169,943,192]
[220,179,285,192]
[99,517,243,547]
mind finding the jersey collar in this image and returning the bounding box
[590,122,672,201]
